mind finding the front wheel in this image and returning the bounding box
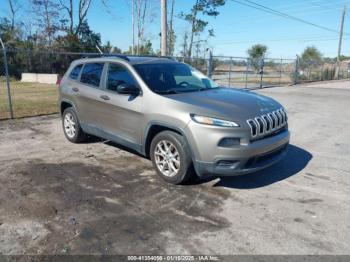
[150,131,194,184]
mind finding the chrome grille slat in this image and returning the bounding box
[275,111,282,127]
[255,117,265,135]
[246,108,287,139]
[280,109,286,124]
[268,113,276,129]
[278,109,284,124]
[262,115,271,133]
[247,119,258,137]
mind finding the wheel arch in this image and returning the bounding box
[60,99,78,116]
[143,122,194,159]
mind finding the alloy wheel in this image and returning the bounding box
[154,140,181,177]
[64,112,76,138]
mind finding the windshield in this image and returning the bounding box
[133,63,219,94]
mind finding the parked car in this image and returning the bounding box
[59,55,290,184]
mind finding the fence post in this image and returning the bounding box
[294,55,299,85]
[207,50,213,78]
[279,58,282,85]
[0,38,14,119]
[259,57,264,89]
[245,59,249,89]
[228,58,232,87]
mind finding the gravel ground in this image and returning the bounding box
[0,80,349,255]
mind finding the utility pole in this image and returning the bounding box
[131,0,135,55]
[335,5,346,79]
[160,0,167,56]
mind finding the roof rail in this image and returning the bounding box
[123,54,175,60]
[102,54,130,61]
[82,54,176,61]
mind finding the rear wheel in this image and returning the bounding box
[62,107,87,143]
[150,131,194,184]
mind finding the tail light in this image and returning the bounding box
[56,76,62,87]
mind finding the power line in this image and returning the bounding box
[222,0,350,27]
[243,0,346,33]
[231,0,350,35]
[213,37,350,45]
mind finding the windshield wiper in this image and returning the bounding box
[156,90,179,94]
[198,87,219,91]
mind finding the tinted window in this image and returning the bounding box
[80,63,104,87]
[69,64,83,80]
[107,63,137,91]
[134,63,218,94]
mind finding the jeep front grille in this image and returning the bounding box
[247,108,287,139]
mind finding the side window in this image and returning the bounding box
[69,64,83,80]
[107,63,137,91]
[80,63,104,87]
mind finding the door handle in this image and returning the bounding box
[72,87,79,92]
[100,95,110,101]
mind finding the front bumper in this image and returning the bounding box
[185,122,290,177]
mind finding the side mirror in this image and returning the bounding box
[117,83,140,95]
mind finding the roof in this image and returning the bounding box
[77,55,180,65]
[126,56,179,65]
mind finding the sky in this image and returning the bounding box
[2,0,350,58]
[85,0,350,58]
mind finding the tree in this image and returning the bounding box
[54,20,101,52]
[130,0,155,55]
[179,0,225,58]
[58,0,92,35]
[101,41,122,54]
[7,0,21,31]
[31,0,61,46]
[300,46,323,64]
[124,39,154,55]
[167,0,175,56]
[247,44,267,71]
[299,46,323,80]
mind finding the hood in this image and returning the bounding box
[166,88,282,120]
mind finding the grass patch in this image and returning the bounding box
[0,81,59,120]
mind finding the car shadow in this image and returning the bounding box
[185,144,312,189]
[82,136,148,158]
[83,137,312,190]
[208,144,312,189]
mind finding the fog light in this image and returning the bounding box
[217,160,239,168]
[218,138,240,147]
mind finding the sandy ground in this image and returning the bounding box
[0,81,349,255]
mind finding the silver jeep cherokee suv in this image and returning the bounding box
[59,55,290,184]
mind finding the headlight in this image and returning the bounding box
[190,114,239,127]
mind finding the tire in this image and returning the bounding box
[150,131,194,184]
[62,107,87,143]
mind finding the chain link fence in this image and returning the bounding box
[0,49,349,120]
[0,49,102,120]
[209,55,350,88]
[0,48,12,119]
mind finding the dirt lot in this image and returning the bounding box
[0,81,350,255]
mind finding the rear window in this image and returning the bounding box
[69,64,83,80]
[80,63,104,87]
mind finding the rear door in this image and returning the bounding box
[96,62,144,148]
[72,62,105,126]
